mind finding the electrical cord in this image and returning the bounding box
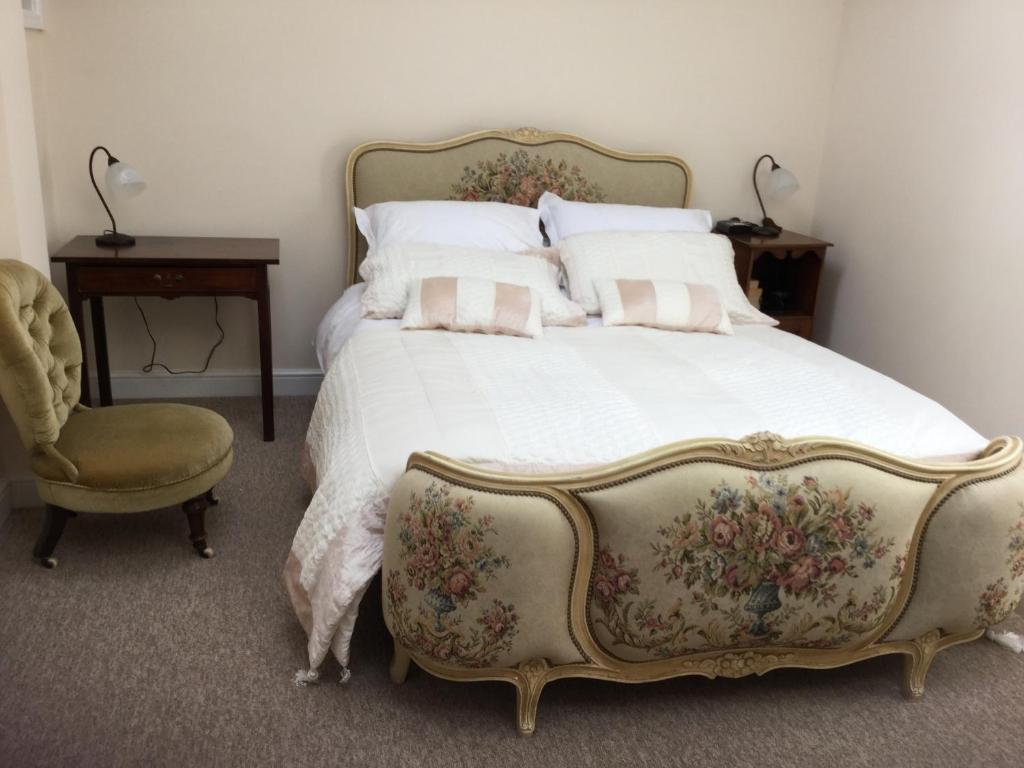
[133,296,225,375]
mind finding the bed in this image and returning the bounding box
[286,128,1024,731]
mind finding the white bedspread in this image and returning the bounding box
[291,293,987,674]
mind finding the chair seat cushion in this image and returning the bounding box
[33,403,234,491]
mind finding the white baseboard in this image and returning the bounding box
[8,475,40,511]
[90,368,323,399]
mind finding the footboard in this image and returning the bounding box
[381,433,1024,734]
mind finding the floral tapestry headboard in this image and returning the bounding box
[344,127,694,286]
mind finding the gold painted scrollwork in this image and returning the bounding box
[713,432,823,465]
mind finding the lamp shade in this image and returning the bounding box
[105,161,146,198]
[766,165,799,198]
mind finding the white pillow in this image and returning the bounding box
[359,242,585,326]
[354,200,543,251]
[537,191,712,245]
[559,231,777,325]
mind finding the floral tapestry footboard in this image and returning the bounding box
[381,433,1024,735]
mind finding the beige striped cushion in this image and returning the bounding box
[401,277,543,339]
[594,278,733,334]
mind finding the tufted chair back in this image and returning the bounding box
[0,260,83,475]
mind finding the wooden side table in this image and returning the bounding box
[51,236,280,441]
[727,230,832,340]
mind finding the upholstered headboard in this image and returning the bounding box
[344,127,694,285]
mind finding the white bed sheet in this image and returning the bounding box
[294,288,988,675]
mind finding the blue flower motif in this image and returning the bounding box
[805,533,825,554]
[711,485,741,514]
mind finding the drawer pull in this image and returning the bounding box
[175,274,184,282]
[153,273,162,281]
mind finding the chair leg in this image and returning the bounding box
[33,504,71,568]
[182,495,215,559]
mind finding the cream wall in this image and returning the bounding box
[25,0,845,375]
[1,0,48,272]
[813,0,1024,438]
[1,0,51,510]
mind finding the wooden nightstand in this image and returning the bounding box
[727,230,832,340]
[52,236,280,441]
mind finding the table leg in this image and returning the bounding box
[256,265,275,441]
[65,270,91,406]
[90,296,113,406]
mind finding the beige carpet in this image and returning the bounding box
[1,396,1023,767]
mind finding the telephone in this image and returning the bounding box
[715,218,779,237]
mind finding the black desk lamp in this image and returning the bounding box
[89,146,146,248]
[752,154,799,237]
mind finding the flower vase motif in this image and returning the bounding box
[424,587,456,632]
[592,471,902,657]
[745,580,782,636]
[386,482,520,667]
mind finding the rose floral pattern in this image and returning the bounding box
[974,502,1024,626]
[385,482,519,667]
[449,149,605,207]
[591,473,905,656]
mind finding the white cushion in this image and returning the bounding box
[559,231,777,325]
[594,279,733,334]
[537,191,712,245]
[359,242,585,326]
[402,277,543,339]
[354,200,542,252]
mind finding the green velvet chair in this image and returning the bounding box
[0,259,234,567]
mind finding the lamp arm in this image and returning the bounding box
[89,145,118,235]
[753,154,774,224]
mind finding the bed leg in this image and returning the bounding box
[903,629,942,700]
[389,638,412,684]
[514,658,550,736]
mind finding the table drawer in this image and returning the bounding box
[75,265,259,295]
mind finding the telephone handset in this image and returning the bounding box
[715,217,779,237]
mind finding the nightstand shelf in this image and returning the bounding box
[727,230,832,340]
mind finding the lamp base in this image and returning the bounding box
[755,217,782,237]
[95,232,136,248]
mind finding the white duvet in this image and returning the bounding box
[290,286,987,675]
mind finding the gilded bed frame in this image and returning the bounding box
[347,128,1023,733]
[384,434,1024,734]
[344,127,693,286]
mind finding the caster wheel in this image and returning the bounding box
[199,545,215,559]
[39,556,58,569]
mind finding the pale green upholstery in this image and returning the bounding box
[382,437,1024,734]
[0,259,82,454]
[32,403,233,513]
[0,259,233,563]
